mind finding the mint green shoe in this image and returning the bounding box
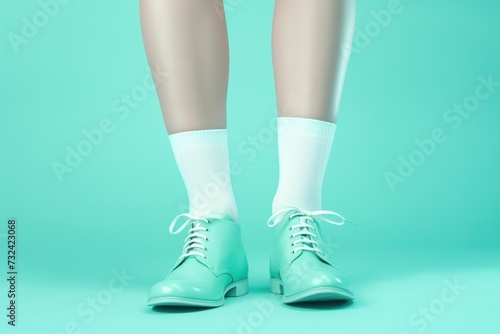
[147,211,248,307]
[267,206,354,304]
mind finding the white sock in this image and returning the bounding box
[169,129,238,221]
[272,117,336,214]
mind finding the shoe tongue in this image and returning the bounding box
[297,216,313,238]
[293,215,319,252]
[181,222,206,258]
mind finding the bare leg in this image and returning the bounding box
[139,0,229,134]
[272,0,356,123]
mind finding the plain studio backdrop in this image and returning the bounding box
[1,0,499,334]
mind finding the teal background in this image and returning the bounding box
[1,0,499,333]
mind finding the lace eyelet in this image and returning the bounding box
[206,219,211,223]
[290,243,294,247]
[289,227,292,231]
[204,247,208,251]
[206,237,209,241]
[291,250,295,254]
[206,228,209,232]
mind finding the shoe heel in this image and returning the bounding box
[270,278,283,295]
[226,279,248,297]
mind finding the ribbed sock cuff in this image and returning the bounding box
[169,129,228,149]
[277,117,336,138]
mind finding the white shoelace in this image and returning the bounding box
[267,206,356,255]
[169,211,222,260]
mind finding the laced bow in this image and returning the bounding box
[267,206,356,255]
[168,211,223,260]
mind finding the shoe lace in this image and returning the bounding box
[267,205,356,255]
[169,211,222,260]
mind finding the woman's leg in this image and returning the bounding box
[140,0,228,134]
[140,0,248,308]
[140,0,237,220]
[268,0,357,304]
[271,0,356,213]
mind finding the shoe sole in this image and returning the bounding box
[270,278,354,304]
[147,278,248,307]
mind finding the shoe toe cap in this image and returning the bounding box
[281,253,352,296]
[149,280,204,299]
[148,274,231,303]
